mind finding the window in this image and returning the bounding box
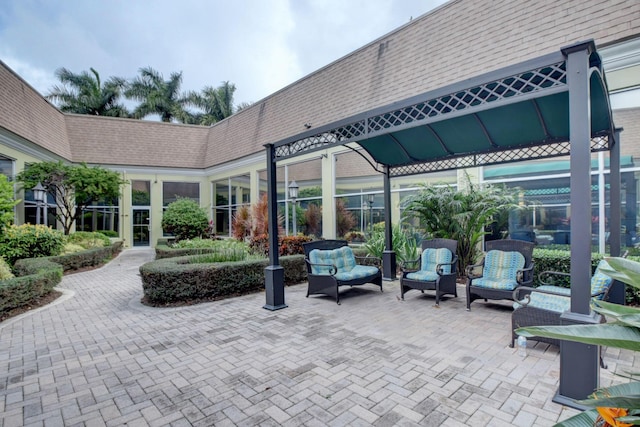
[214,175,250,236]
[132,180,151,206]
[163,182,199,206]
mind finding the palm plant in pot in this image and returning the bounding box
[517,257,640,426]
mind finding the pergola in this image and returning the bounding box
[263,40,620,406]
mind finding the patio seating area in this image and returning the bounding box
[1,249,638,426]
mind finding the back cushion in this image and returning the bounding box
[309,246,356,275]
[420,248,453,274]
[591,260,614,299]
[483,250,525,280]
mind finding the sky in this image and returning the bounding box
[0,0,449,111]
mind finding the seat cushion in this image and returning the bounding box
[309,246,356,275]
[406,270,439,282]
[483,250,525,280]
[591,260,613,299]
[334,265,379,281]
[420,248,453,274]
[513,285,570,312]
[472,277,519,290]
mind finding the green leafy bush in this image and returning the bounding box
[161,198,209,241]
[47,241,122,272]
[0,257,14,280]
[97,230,118,238]
[139,254,307,304]
[0,224,65,265]
[62,243,86,254]
[66,231,111,249]
[249,234,312,257]
[1,258,63,315]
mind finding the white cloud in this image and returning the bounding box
[0,0,447,106]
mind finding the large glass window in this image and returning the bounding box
[163,182,199,206]
[132,180,151,206]
[214,175,250,236]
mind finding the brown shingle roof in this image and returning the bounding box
[65,115,209,168]
[0,0,639,169]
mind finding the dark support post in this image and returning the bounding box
[609,128,621,257]
[263,144,287,310]
[382,166,396,280]
[554,41,600,407]
[608,128,626,304]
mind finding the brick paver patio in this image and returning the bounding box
[1,249,638,426]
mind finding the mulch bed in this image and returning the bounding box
[0,290,63,323]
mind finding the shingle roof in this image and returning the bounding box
[0,0,639,169]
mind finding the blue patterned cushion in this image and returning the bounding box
[473,277,519,290]
[309,246,357,275]
[513,285,570,311]
[335,265,379,281]
[406,270,439,282]
[420,248,453,274]
[472,250,525,290]
[483,250,525,280]
[591,260,613,299]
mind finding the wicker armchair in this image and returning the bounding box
[399,238,458,306]
[465,239,535,311]
[303,240,382,305]
[511,260,614,348]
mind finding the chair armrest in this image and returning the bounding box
[465,261,483,278]
[399,257,420,272]
[305,259,337,275]
[436,255,458,275]
[516,262,535,284]
[538,270,570,286]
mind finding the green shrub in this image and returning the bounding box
[140,254,307,305]
[66,231,111,248]
[0,257,14,280]
[62,243,86,254]
[97,230,118,238]
[48,241,123,272]
[162,198,209,241]
[1,258,63,315]
[0,224,65,265]
[249,234,312,257]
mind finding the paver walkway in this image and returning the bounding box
[1,249,638,426]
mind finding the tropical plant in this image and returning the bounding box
[304,203,322,237]
[402,174,519,273]
[336,198,356,238]
[232,205,252,240]
[125,67,189,122]
[161,198,209,241]
[364,224,418,264]
[517,257,640,427]
[187,81,236,125]
[46,67,129,117]
[16,161,125,235]
[0,174,19,230]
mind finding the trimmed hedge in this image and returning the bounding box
[155,243,220,259]
[48,240,123,272]
[140,254,306,305]
[1,258,63,314]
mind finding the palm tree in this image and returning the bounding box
[187,81,236,125]
[125,67,189,123]
[46,67,128,117]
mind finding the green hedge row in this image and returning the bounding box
[1,258,63,315]
[48,241,123,272]
[155,243,219,260]
[1,241,123,317]
[140,254,306,305]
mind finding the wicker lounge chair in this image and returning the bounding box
[399,238,458,306]
[303,240,382,305]
[511,259,614,349]
[465,239,535,310]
